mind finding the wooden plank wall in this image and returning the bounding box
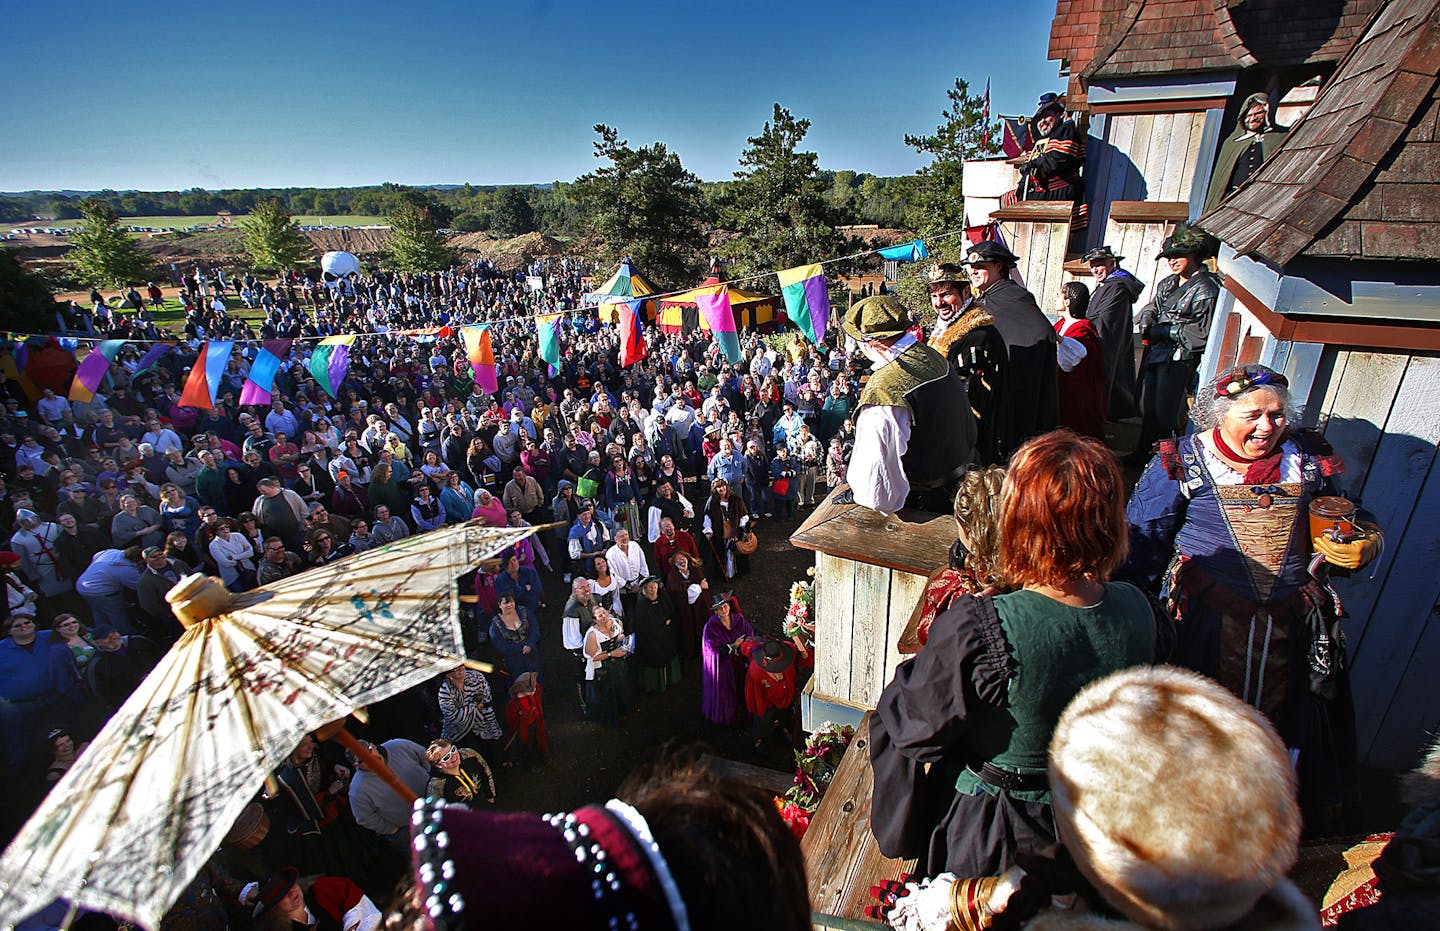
[1086,110,1212,252]
[1004,219,1072,316]
[1312,349,1440,769]
[812,553,929,711]
[1102,216,1180,298]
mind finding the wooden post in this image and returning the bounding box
[317,721,419,805]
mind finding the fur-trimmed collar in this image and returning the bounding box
[929,309,996,357]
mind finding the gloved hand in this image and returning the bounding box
[866,873,955,931]
[1313,524,1382,570]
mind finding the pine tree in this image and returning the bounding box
[68,198,151,288]
[387,201,456,272]
[240,199,312,272]
[904,78,999,236]
[570,125,710,285]
[716,105,851,277]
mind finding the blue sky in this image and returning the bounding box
[2,0,1062,192]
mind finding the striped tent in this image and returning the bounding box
[658,278,780,335]
[585,258,660,323]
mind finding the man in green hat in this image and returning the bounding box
[841,295,975,514]
[1132,223,1221,460]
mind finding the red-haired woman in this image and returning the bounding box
[869,430,1159,879]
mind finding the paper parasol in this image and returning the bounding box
[0,520,534,930]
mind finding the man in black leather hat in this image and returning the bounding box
[961,241,1058,455]
[1132,224,1221,459]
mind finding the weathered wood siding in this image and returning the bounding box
[1004,217,1072,315]
[813,552,928,711]
[1102,216,1179,298]
[1086,109,1214,250]
[1311,349,1440,770]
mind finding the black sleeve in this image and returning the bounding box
[869,596,1010,859]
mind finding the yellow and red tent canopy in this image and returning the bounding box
[657,277,780,334]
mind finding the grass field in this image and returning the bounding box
[2,215,388,233]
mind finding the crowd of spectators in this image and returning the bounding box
[1,256,855,905]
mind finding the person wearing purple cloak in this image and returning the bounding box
[701,592,753,725]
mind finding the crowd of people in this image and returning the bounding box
[0,223,1404,930]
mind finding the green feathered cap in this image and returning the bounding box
[1158,222,1220,259]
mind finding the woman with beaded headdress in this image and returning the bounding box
[1123,362,1382,826]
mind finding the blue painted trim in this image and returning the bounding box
[1088,75,1238,105]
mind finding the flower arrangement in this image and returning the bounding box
[782,578,815,651]
[774,721,855,839]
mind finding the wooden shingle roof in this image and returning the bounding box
[1199,0,1440,264]
[1071,0,1378,84]
[1049,0,1135,105]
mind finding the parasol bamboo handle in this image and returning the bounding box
[330,726,419,806]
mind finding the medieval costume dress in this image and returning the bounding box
[1086,267,1144,420]
[870,587,1156,878]
[700,599,754,726]
[701,488,751,580]
[1053,315,1107,440]
[1121,430,1357,815]
[663,552,709,658]
[928,306,1010,467]
[1203,92,1289,213]
[631,584,682,692]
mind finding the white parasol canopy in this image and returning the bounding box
[320,250,361,280]
[0,521,534,931]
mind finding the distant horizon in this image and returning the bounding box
[2,0,1061,193]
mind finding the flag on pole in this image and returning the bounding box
[463,327,499,395]
[876,240,929,263]
[536,313,562,376]
[981,78,992,151]
[132,342,174,377]
[695,287,742,364]
[179,341,235,410]
[307,335,354,399]
[776,264,831,347]
[614,298,647,367]
[239,339,293,406]
[68,339,126,402]
[1001,116,1032,158]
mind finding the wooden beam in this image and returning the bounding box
[1107,200,1191,224]
[989,202,1075,223]
[1091,97,1229,115]
[1223,276,1440,352]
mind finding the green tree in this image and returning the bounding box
[904,78,998,236]
[240,199,313,272]
[715,104,851,277]
[0,248,57,331]
[68,198,151,288]
[387,200,456,272]
[570,124,711,285]
[488,187,536,237]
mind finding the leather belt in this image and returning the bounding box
[977,763,1049,793]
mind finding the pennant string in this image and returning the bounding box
[12,227,977,346]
